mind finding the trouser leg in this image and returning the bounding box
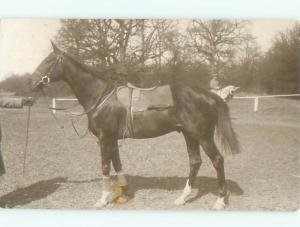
[0,127,6,176]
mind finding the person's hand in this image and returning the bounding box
[22,97,35,106]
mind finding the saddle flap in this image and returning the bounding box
[117,85,174,112]
[134,85,173,111]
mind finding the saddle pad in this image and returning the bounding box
[116,85,174,112]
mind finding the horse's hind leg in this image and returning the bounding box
[199,138,229,210]
[175,133,201,205]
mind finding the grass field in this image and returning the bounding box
[0,97,299,210]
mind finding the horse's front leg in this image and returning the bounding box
[111,140,130,203]
[94,135,114,208]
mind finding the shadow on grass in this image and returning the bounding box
[126,175,244,202]
[0,176,243,208]
[0,177,67,208]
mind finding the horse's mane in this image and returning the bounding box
[64,53,112,82]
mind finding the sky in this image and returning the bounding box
[0,19,296,81]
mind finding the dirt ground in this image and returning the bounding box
[0,97,299,211]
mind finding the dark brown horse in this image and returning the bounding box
[31,42,240,210]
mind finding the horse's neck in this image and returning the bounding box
[63,60,108,110]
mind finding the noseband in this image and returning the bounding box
[36,53,63,86]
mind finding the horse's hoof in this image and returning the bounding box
[174,197,186,205]
[112,185,123,200]
[114,195,130,204]
[94,191,112,208]
[212,197,226,211]
[94,199,109,208]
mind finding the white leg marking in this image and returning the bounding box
[212,197,226,210]
[94,176,112,208]
[94,191,112,208]
[212,192,230,211]
[174,180,192,205]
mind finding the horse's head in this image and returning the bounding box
[216,85,239,102]
[225,85,239,100]
[31,41,65,91]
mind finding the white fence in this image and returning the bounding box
[234,94,300,112]
[51,98,78,114]
[52,94,300,114]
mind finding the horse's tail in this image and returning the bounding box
[215,100,241,155]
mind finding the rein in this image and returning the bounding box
[41,83,116,139]
[48,85,116,117]
[72,85,116,117]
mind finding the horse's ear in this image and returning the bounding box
[234,86,240,91]
[51,40,62,55]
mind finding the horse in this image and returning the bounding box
[211,86,240,102]
[31,42,240,210]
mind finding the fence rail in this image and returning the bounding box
[52,98,78,114]
[52,94,300,114]
[234,94,300,112]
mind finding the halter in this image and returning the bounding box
[36,53,64,86]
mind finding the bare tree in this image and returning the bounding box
[56,19,178,68]
[187,20,251,78]
[56,19,140,67]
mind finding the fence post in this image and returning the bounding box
[52,98,56,114]
[254,97,259,112]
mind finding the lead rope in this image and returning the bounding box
[71,118,89,138]
[41,88,65,130]
[22,105,31,176]
[40,88,76,158]
[42,88,88,138]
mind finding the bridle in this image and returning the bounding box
[35,53,64,86]
[35,51,117,116]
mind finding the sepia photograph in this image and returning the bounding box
[0,18,299,211]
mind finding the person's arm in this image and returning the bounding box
[0,97,35,108]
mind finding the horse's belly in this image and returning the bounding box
[129,109,177,139]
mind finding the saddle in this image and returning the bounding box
[117,83,174,112]
[116,83,174,137]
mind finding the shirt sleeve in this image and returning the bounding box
[0,97,23,108]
